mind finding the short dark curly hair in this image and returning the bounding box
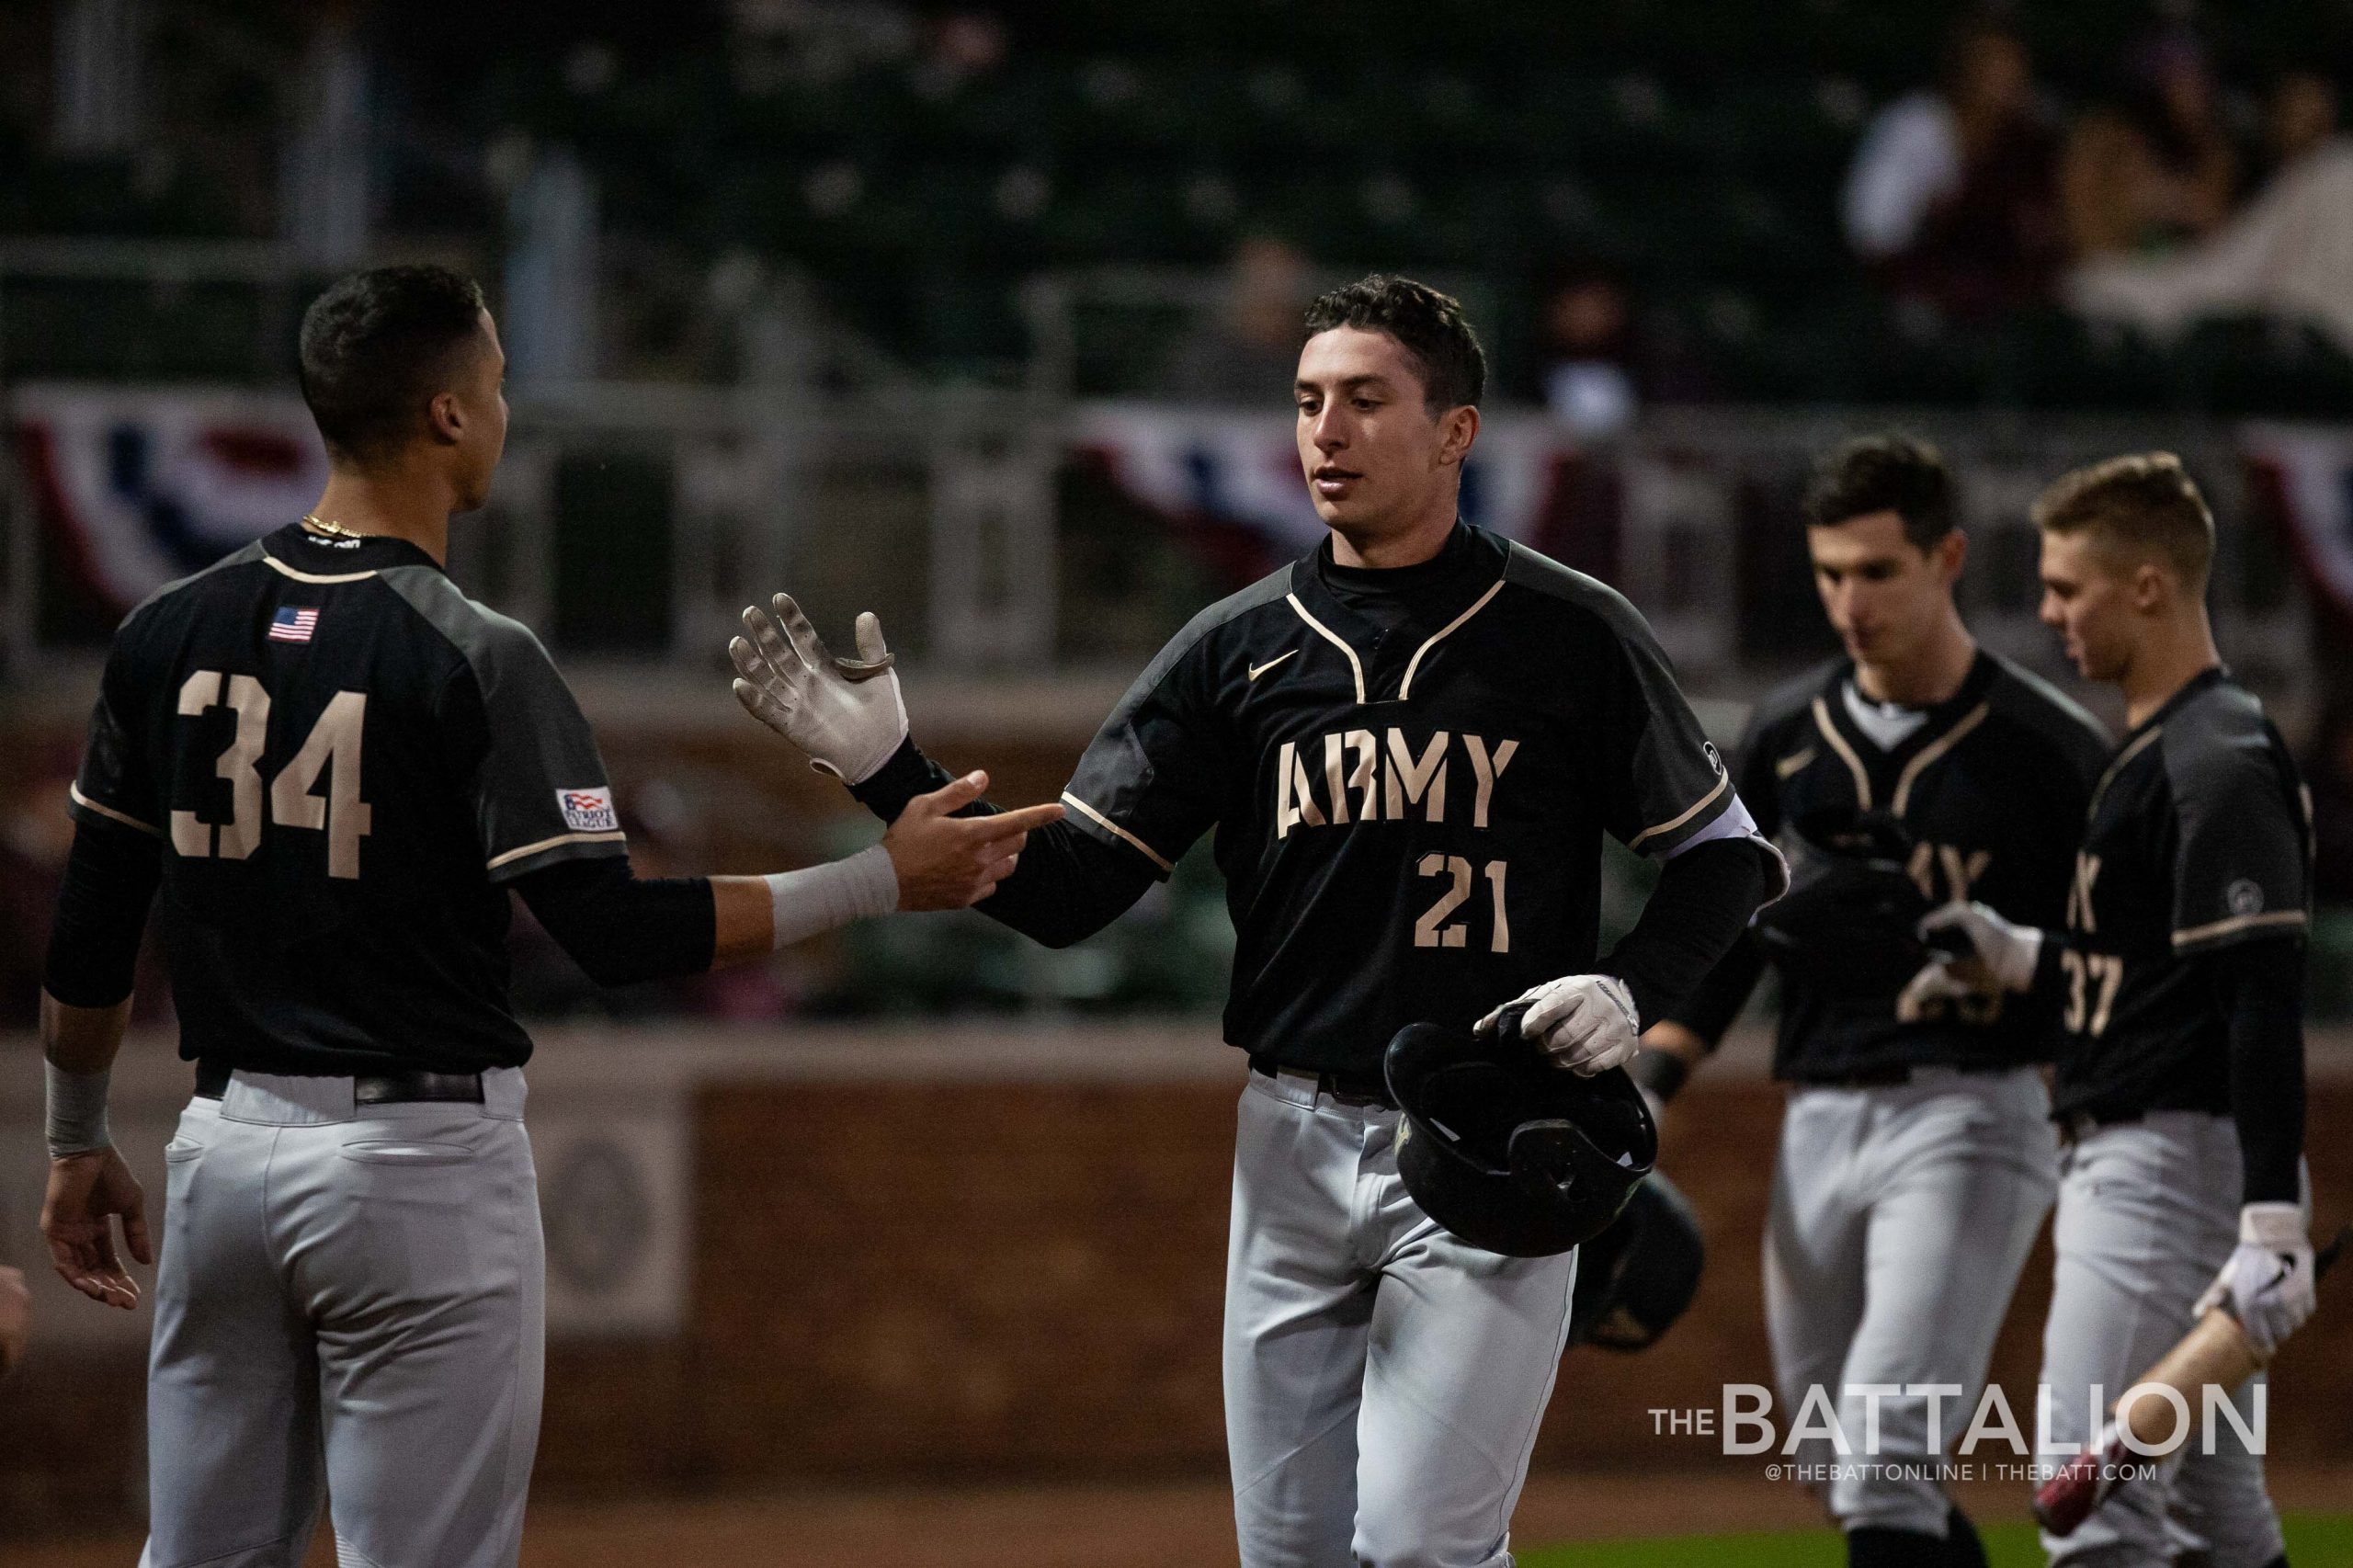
[298,264,490,464]
[1302,274,1486,412]
[1803,434,1956,551]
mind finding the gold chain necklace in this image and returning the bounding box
[300,513,370,540]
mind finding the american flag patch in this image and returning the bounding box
[267,606,320,643]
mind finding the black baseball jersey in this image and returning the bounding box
[1056,524,1738,1073]
[1702,651,2109,1081]
[2051,668,2313,1120]
[68,523,630,1074]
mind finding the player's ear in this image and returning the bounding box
[426,390,465,447]
[1936,528,1968,585]
[2131,558,2169,613]
[1437,403,1480,466]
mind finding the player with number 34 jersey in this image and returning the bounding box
[40,266,1051,1568]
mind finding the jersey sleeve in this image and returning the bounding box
[1058,616,1232,879]
[450,619,631,884]
[68,631,165,840]
[2166,737,2311,956]
[1599,608,1737,858]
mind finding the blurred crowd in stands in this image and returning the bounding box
[1142,9,2353,432]
[10,1,2353,406]
[1842,17,2350,347]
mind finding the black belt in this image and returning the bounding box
[193,1060,484,1105]
[2058,1096,2232,1142]
[1250,1058,1394,1108]
[1795,1062,2017,1090]
[2059,1107,2161,1142]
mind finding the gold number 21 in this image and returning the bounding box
[1415,855,1510,952]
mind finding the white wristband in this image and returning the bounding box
[45,1060,113,1158]
[763,845,899,951]
[2240,1202,2306,1248]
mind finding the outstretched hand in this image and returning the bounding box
[882,771,1064,910]
[40,1147,150,1311]
[730,594,910,784]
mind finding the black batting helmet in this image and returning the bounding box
[1568,1171,1706,1351]
[1384,1003,1657,1258]
[1753,806,1932,995]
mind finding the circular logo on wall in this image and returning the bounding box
[2226,879,2266,917]
[543,1137,654,1297]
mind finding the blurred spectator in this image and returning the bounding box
[1842,17,2063,318]
[1158,235,1313,403]
[1537,268,1638,438]
[2066,68,2353,355]
[2061,29,2237,260]
[911,8,1006,97]
[0,1266,27,1377]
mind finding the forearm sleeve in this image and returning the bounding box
[848,736,962,824]
[849,737,1155,947]
[2211,937,2306,1205]
[1662,930,1770,1049]
[514,858,717,987]
[1603,838,1776,1028]
[44,821,162,1008]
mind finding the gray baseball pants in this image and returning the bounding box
[140,1067,544,1568]
[2038,1114,2289,1568]
[1766,1067,2059,1536]
[1223,1068,1579,1568]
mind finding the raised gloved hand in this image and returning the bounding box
[730,594,909,784]
[1479,975,1642,1076]
[1893,954,2002,1022]
[2195,1203,2316,1357]
[1916,900,2044,993]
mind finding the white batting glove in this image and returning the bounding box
[730,594,910,785]
[1917,901,2044,993]
[2194,1203,2315,1357]
[1479,975,1642,1076]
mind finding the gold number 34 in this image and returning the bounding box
[171,670,372,879]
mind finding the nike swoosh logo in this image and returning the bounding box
[1248,651,1299,682]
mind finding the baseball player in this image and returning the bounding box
[1634,436,2109,1568]
[36,264,1054,1568]
[1918,454,2313,1568]
[730,275,1785,1568]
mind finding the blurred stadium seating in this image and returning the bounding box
[5,2,2353,401]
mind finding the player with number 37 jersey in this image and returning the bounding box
[1921,455,2316,1567]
